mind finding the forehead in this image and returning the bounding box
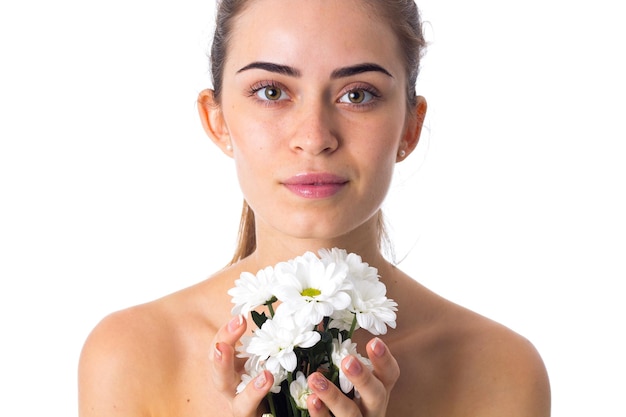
[225,0,404,77]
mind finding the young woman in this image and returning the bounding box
[78,0,551,416]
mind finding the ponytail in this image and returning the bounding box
[228,200,256,265]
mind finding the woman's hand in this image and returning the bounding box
[306,337,400,417]
[210,315,274,417]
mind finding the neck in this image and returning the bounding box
[245,216,391,274]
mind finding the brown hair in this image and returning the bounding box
[209,0,427,264]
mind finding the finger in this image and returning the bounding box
[209,315,247,396]
[211,342,240,394]
[210,315,247,354]
[306,393,332,417]
[340,354,387,416]
[340,337,398,414]
[307,372,360,417]
[232,370,274,417]
[366,337,400,389]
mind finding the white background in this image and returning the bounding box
[1,0,624,415]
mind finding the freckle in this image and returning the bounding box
[186,398,190,403]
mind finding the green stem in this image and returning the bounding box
[287,372,299,417]
[348,314,358,339]
[267,302,275,318]
[267,393,277,417]
[330,368,340,386]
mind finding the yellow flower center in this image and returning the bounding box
[301,288,321,297]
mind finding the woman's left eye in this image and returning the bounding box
[256,86,288,101]
[338,89,376,104]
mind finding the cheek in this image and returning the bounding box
[356,120,404,194]
[229,125,279,196]
[226,106,286,153]
[370,154,396,197]
[352,119,403,165]
[232,145,269,190]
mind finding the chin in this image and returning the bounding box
[274,214,375,243]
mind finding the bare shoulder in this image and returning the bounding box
[78,276,230,417]
[448,309,551,416]
[78,302,167,416]
[384,272,551,416]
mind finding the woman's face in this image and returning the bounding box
[211,0,423,244]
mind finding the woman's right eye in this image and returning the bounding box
[255,85,288,101]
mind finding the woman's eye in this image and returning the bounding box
[256,86,287,101]
[339,89,375,104]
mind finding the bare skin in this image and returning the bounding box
[79,0,550,415]
[79,251,550,417]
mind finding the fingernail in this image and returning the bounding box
[310,374,328,391]
[345,356,362,376]
[254,372,267,389]
[213,343,223,361]
[228,315,244,333]
[371,337,386,357]
[311,395,322,410]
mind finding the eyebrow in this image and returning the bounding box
[236,62,393,79]
[237,62,301,77]
[331,63,393,79]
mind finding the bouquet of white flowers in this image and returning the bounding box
[228,248,398,417]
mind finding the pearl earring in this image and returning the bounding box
[398,149,406,158]
[226,143,233,151]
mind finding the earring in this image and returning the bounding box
[398,149,406,158]
[226,143,233,152]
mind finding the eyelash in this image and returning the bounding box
[337,84,381,109]
[246,80,289,106]
[246,81,382,109]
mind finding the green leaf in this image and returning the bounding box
[307,333,329,356]
[328,328,340,340]
[251,311,268,328]
[322,329,334,343]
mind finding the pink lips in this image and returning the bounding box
[282,173,348,199]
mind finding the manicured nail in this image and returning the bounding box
[310,374,328,391]
[213,343,223,361]
[311,395,322,410]
[254,372,267,389]
[345,356,362,376]
[371,337,386,357]
[228,315,244,333]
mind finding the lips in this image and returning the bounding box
[282,173,348,199]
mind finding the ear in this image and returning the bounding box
[197,89,233,157]
[397,96,427,162]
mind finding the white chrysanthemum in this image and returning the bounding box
[245,312,321,373]
[328,308,357,333]
[352,279,397,335]
[331,336,372,393]
[289,371,312,410]
[228,266,277,316]
[273,252,352,326]
[318,248,380,282]
[330,277,397,335]
[236,355,286,394]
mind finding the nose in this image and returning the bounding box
[289,102,339,156]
